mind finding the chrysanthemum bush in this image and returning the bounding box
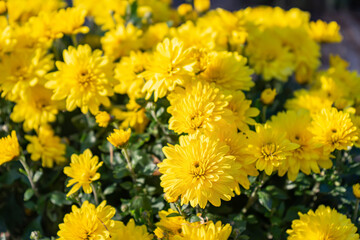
[1,0,360,239]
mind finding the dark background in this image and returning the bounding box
[173,0,360,71]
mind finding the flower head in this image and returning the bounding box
[174,221,232,240]
[25,126,66,168]
[261,88,277,105]
[141,38,195,101]
[167,81,232,135]
[0,131,20,165]
[57,201,116,240]
[54,7,89,35]
[353,184,360,199]
[95,111,111,128]
[107,128,131,148]
[246,124,299,175]
[64,149,103,197]
[287,205,359,240]
[308,107,358,152]
[112,219,153,240]
[159,134,239,208]
[309,20,342,43]
[154,209,186,239]
[194,0,210,12]
[198,51,254,91]
[46,44,115,114]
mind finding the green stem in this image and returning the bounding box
[242,172,267,214]
[261,105,267,123]
[91,183,99,205]
[19,156,40,198]
[353,199,359,222]
[121,148,136,183]
[71,34,78,47]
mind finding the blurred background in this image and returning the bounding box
[173,0,360,71]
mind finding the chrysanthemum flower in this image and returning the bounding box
[198,51,254,91]
[261,88,276,105]
[112,219,153,240]
[194,0,211,12]
[287,205,359,240]
[0,131,20,165]
[269,110,332,181]
[173,221,232,240]
[154,209,186,239]
[45,44,115,114]
[226,90,259,131]
[114,51,147,99]
[53,7,89,35]
[246,124,299,176]
[159,134,239,208]
[111,100,149,133]
[107,128,131,148]
[167,81,232,135]
[309,107,358,152]
[10,85,64,132]
[101,23,142,60]
[0,16,15,56]
[285,89,333,115]
[245,29,295,82]
[25,126,66,168]
[309,20,342,43]
[57,201,116,240]
[95,111,111,128]
[141,38,195,101]
[0,48,53,101]
[63,149,103,196]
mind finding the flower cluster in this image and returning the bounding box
[0,0,359,239]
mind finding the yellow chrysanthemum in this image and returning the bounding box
[198,51,254,91]
[101,23,143,60]
[0,48,53,101]
[57,201,116,240]
[159,134,239,208]
[0,131,20,165]
[308,107,358,152]
[285,89,333,115]
[351,114,360,148]
[25,126,66,168]
[172,221,232,240]
[269,110,332,181]
[112,219,153,240]
[309,20,342,43]
[107,128,131,148]
[141,22,169,50]
[54,7,89,35]
[353,183,360,199]
[226,90,259,131]
[95,111,111,128]
[261,88,277,105]
[246,124,299,175]
[46,44,115,114]
[154,209,186,239]
[141,38,195,101]
[194,0,210,12]
[287,205,359,240]
[167,81,231,135]
[10,85,63,132]
[245,29,295,82]
[114,51,147,99]
[63,149,103,197]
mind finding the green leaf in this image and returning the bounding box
[24,189,35,201]
[103,183,117,195]
[258,191,272,211]
[50,191,71,206]
[166,212,182,218]
[33,170,43,183]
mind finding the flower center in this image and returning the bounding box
[77,70,94,88]
[190,112,205,130]
[261,143,278,161]
[191,161,206,178]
